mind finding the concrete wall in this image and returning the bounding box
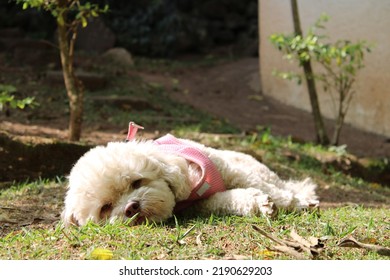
[259,0,390,137]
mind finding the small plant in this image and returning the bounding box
[270,14,372,145]
[0,84,37,112]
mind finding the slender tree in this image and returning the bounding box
[290,0,329,145]
[17,0,108,141]
[270,12,372,146]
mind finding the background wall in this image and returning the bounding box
[259,0,390,137]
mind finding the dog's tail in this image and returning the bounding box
[283,178,319,210]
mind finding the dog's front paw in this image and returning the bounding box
[293,197,320,211]
[255,194,277,218]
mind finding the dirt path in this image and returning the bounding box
[143,58,390,158]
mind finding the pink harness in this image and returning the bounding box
[126,122,226,210]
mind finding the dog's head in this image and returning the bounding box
[61,141,191,226]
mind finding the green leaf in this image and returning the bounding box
[81,16,88,28]
[57,15,65,26]
[91,10,98,17]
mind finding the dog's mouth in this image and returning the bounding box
[124,212,147,226]
[133,214,146,225]
[120,197,173,226]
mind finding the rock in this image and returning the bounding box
[76,18,115,54]
[10,39,59,67]
[101,48,134,67]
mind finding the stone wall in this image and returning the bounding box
[259,0,390,138]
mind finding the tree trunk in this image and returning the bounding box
[331,93,347,145]
[290,0,329,145]
[57,1,83,141]
[332,115,344,146]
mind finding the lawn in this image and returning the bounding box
[1,133,389,260]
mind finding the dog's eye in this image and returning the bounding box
[100,203,112,219]
[132,179,143,189]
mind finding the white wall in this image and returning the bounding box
[259,0,390,137]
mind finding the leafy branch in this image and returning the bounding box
[270,14,372,145]
[16,0,109,141]
[0,84,38,112]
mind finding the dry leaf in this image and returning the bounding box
[252,225,325,259]
[290,229,313,248]
[308,236,321,246]
[225,254,251,260]
[271,245,307,259]
[252,225,286,245]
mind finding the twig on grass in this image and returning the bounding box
[252,225,325,259]
[338,236,390,256]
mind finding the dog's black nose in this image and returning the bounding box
[125,201,140,218]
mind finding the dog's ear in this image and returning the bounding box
[159,155,191,201]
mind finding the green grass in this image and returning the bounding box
[1,134,389,260]
[1,196,388,260]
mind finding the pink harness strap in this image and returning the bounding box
[126,122,226,211]
[154,134,226,200]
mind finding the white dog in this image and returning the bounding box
[62,123,319,227]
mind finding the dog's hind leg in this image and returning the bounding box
[206,147,319,211]
[193,188,277,217]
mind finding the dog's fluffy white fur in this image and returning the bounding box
[62,137,319,226]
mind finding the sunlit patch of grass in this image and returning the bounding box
[0,178,61,199]
[1,130,390,260]
[1,192,389,260]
